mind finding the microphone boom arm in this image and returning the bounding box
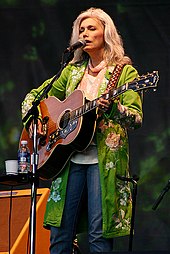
[152,179,170,210]
[22,50,74,124]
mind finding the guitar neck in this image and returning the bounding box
[71,83,128,120]
[70,70,159,121]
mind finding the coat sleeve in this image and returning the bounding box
[21,64,72,128]
[104,65,143,130]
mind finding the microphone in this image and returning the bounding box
[65,39,86,53]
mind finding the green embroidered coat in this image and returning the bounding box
[22,61,143,238]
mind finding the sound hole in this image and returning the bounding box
[60,110,70,129]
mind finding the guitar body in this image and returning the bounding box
[20,90,97,180]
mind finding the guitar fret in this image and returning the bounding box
[85,103,89,111]
[89,101,93,110]
[82,105,86,114]
[122,84,126,90]
[93,100,97,107]
[74,109,80,119]
[105,94,110,100]
[119,85,124,93]
[79,107,83,115]
[113,90,117,96]
[89,100,96,110]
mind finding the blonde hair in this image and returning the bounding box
[70,7,132,65]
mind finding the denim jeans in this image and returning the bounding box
[50,162,113,254]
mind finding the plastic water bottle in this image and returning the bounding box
[18,140,30,173]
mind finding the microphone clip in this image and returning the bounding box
[116,174,139,184]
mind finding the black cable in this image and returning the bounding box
[26,188,33,254]
[8,186,13,254]
[27,207,31,254]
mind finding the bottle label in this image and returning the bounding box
[18,151,30,173]
[20,157,27,162]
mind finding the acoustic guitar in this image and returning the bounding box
[20,71,159,180]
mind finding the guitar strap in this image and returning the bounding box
[97,63,125,117]
[106,63,125,92]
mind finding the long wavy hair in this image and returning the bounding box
[70,7,132,65]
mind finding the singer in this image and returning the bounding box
[21,7,143,253]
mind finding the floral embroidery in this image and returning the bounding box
[106,161,114,170]
[122,218,131,230]
[112,212,130,230]
[105,160,119,171]
[21,94,35,118]
[66,66,86,97]
[71,68,85,84]
[98,76,108,94]
[105,132,123,151]
[112,209,131,230]
[117,182,132,207]
[135,112,142,124]
[111,178,132,230]
[98,119,115,133]
[67,86,73,96]
[115,218,130,230]
[47,177,62,203]
[115,106,142,130]
[98,119,108,132]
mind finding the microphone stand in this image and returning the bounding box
[22,50,74,254]
[116,174,139,252]
[152,179,170,210]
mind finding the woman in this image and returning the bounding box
[22,7,143,253]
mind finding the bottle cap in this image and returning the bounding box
[21,140,28,145]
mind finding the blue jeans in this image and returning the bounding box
[50,162,113,254]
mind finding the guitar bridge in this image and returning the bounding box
[46,130,59,151]
[46,119,78,151]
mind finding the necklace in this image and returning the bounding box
[88,60,106,73]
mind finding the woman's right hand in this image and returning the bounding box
[28,118,44,138]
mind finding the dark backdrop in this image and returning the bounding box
[0,0,170,252]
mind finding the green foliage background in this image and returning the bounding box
[0,0,170,252]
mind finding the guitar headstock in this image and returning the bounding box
[130,71,159,92]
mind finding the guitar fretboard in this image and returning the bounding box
[62,71,159,124]
[70,83,128,121]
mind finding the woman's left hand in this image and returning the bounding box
[97,96,112,112]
